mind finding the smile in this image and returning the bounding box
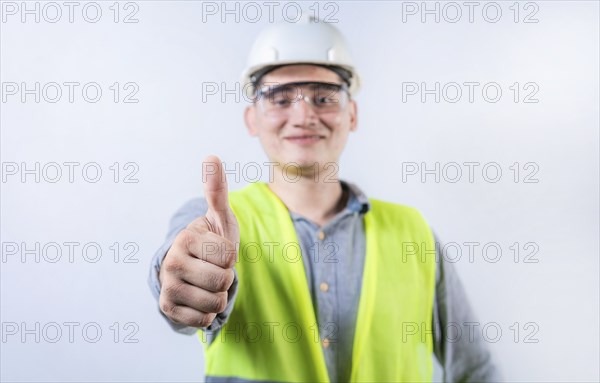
[283,135,325,145]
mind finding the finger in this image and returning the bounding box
[202,155,231,215]
[182,229,237,269]
[183,259,235,293]
[160,301,217,329]
[167,282,229,314]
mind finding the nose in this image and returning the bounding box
[288,95,319,126]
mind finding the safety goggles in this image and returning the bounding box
[254,81,350,117]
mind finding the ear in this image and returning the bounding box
[348,99,358,132]
[244,105,258,136]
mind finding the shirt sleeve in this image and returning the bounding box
[147,197,239,336]
[431,231,504,382]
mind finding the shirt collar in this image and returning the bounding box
[342,180,371,215]
[287,180,371,223]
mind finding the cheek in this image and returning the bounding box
[255,114,284,134]
[323,113,352,140]
[256,118,286,147]
[328,114,343,126]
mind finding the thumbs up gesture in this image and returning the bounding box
[159,155,240,328]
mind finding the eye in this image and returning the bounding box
[267,86,299,107]
[273,98,290,106]
[270,92,291,106]
[317,95,337,104]
[314,85,341,105]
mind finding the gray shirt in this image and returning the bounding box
[148,180,503,382]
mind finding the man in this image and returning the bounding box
[149,18,502,382]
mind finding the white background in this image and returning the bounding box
[1,1,598,381]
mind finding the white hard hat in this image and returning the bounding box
[241,16,361,96]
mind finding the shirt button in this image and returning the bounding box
[322,337,330,348]
[320,282,329,292]
[317,231,325,240]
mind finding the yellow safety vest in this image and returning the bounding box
[199,182,436,382]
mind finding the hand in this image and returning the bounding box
[159,155,240,328]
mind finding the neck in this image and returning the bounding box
[267,163,347,227]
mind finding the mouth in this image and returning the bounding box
[283,134,325,145]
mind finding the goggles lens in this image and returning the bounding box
[255,81,349,116]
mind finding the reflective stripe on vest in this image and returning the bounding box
[198,182,436,382]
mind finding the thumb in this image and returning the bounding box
[202,155,231,215]
[201,155,239,244]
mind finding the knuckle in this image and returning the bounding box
[211,271,231,292]
[163,282,186,301]
[223,269,235,290]
[168,305,182,321]
[163,258,185,276]
[197,313,215,328]
[159,297,176,318]
[206,293,225,313]
[215,292,228,313]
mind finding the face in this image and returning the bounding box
[244,65,358,177]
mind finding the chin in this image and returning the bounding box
[291,158,336,174]
[287,153,323,167]
[267,150,335,172]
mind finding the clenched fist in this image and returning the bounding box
[159,155,240,328]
